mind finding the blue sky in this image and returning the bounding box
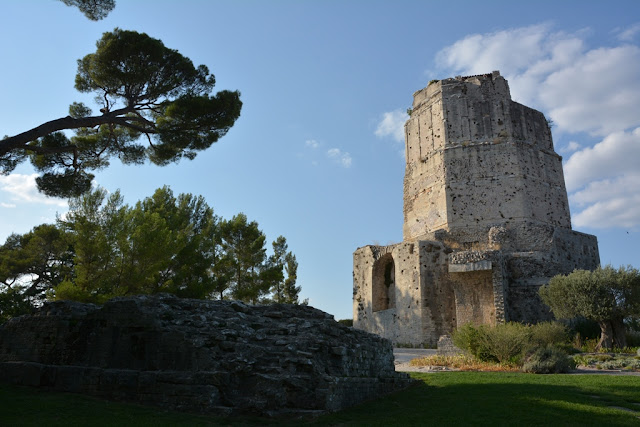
[1,0,639,320]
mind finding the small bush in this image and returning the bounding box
[522,346,575,374]
[453,322,531,364]
[580,338,599,353]
[530,322,569,349]
[482,322,530,364]
[626,330,640,347]
[600,359,640,370]
[337,319,353,327]
[592,354,614,362]
[409,354,520,372]
[452,324,493,361]
[569,317,601,340]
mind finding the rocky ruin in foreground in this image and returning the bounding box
[0,294,413,417]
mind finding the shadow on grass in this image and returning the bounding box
[2,373,639,426]
[310,372,640,426]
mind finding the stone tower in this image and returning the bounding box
[353,72,599,347]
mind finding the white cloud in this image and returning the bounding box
[616,23,640,41]
[436,24,640,229]
[327,148,352,168]
[0,173,67,207]
[571,173,640,230]
[539,45,640,135]
[375,110,408,143]
[436,25,640,136]
[305,139,320,149]
[436,24,556,79]
[560,141,581,153]
[564,127,640,191]
[0,202,16,208]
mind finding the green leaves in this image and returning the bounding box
[0,224,74,320]
[539,265,640,349]
[540,266,640,322]
[2,28,241,197]
[75,29,215,105]
[60,0,115,21]
[152,91,242,164]
[0,187,299,313]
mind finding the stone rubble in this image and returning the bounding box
[0,294,414,416]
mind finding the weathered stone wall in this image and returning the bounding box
[354,71,600,347]
[0,294,414,416]
[404,72,570,242]
[353,243,427,347]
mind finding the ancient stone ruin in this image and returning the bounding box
[0,294,413,416]
[353,71,599,347]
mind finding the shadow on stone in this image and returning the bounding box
[0,294,414,417]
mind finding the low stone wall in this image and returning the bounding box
[0,294,414,416]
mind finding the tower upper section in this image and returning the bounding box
[403,71,571,241]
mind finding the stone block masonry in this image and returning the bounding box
[354,72,599,347]
[0,294,414,417]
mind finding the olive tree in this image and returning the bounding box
[539,266,640,349]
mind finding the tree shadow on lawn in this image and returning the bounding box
[311,372,640,426]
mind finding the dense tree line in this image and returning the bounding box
[0,187,302,322]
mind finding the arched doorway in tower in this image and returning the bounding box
[372,253,395,312]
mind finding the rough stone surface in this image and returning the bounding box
[0,294,413,416]
[436,336,463,357]
[354,72,600,347]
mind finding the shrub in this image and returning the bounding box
[580,338,599,353]
[453,322,531,364]
[337,319,353,327]
[626,330,640,347]
[482,322,530,364]
[530,322,569,349]
[571,317,601,339]
[522,346,575,374]
[452,324,493,361]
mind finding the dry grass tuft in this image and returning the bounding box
[409,354,520,372]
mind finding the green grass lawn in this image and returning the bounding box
[2,372,639,426]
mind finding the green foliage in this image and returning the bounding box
[57,186,223,302]
[529,321,570,349]
[264,236,301,304]
[218,213,269,304]
[540,266,640,349]
[337,319,353,327]
[60,0,115,21]
[453,322,570,365]
[0,187,300,315]
[627,330,640,347]
[0,288,34,323]
[452,323,493,361]
[571,317,602,340]
[0,224,74,321]
[522,346,575,374]
[454,322,528,363]
[482,322,530,364]
[2,29,242,197]
[574,353,640,371]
